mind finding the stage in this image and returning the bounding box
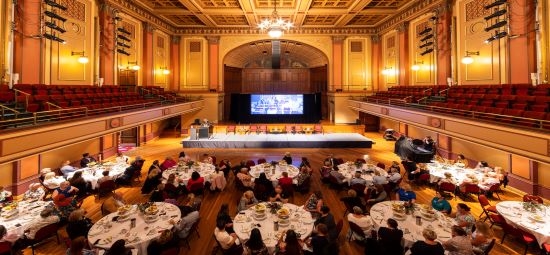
[181,133,373,149]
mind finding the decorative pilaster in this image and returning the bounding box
[206,36,220,91]
[142,22,155,86]
[98,3,116,85]
[397,22,409,86]
[170,35,181,91]
[331,36,346,91]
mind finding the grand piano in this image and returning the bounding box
[394,137,434,163]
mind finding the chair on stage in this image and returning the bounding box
[249,125,258,134]
[285,125,294,134]
[313,124,323,134]
[226,125,236,134]
[295,125,303,134]
[259,125,267,134]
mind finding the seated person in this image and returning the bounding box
[305,224,330,255]
[244,228,268,255]
[388,161,401,174]
[455,203,475,234]
[278,172,293,186]
[147,229,179,255]
[105,240,132,255]
[160,156,177,171]
[236,168,254,188]
[340,189,364,211]
[372,170,388,185]
[378,218,404,255]
[0,225,19,244]
[328,169,347,185]
[171,206,200,239]
[214,218,241,252]
[324,154,339,170]
[350,171,367,186]
[396,183,416,203]
[101,192,126,215]
[295,166,310,186]
[298,157,312,174]
[366,184,387,205]
[471,221,493,255]
[455,154,469,167]
[97,171,112,185]
[115,165,138,185]
[431,191,451,214]
[148,160,161,175]
[60,160,78,178]
[210,168,227,192]
[66,209,93,240]
[43,171,65,189]
[276,230,303,255]
[319,160,333,180]
[253,173,274,201]
[387,167,402,185]
[79,152,96,167]
[150,184,168,202]
[269,185,289,203]
[347,206,374,240]
[115,152,129,164]
[282,152,293,165]
[186,172,205,193]
[23,183,45,201]
[423,136,435,152]
[303,191,323,216]
[237,191,259,212]
[218,159,232,176]
[66,236,95,255]
[314,206,337,241]
[0,186,13,203]
[410,228,445,255]
[232,160,249,176]
[68,171,88,197]
[23,208,60,239]
[443,226,473,255]
[53,181,78,218]
[141,169,162,194]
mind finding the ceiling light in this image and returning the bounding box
[484,0,507,9]
[258,0,293,38]
[461,51,479,64]
[45,21,66,33]
[71,51,89,64]
[484,9,507,20]
[484,20,507,32]
[44,11,67,22]
[44,0,67,10]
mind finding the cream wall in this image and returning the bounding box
[40,139,100,169]
[47,0,97,85]
[0,163,13,187]
[538,162,550,188]
[407,125,437,139]
[343,37,372,90]
[451,137,509,169]
[116,13,143,86]
[409,14,437,85]
[381,31,399,89]
[153,30,170,88]
[379,118,400,131]
[331,92,359,124]
[179,37,208,90]
[180,93,220,127]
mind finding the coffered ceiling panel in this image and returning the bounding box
[127,0,439,32]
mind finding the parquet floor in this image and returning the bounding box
[22,132,535,255]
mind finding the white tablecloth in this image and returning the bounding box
[88,202,181,255]
[162,162,215,186]
[337,163,387,185]
[67,162,129,189]
[496,201,550,247]
[249,163,300,185]
[0,201,49,238]
[233,203,314,253]
[426,162,500,189]
[370,201,454,248]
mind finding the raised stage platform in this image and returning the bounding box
[181,133,373,148]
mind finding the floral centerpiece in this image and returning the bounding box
[137,202,154,214]
[354,159,364,170]
[404,200,415,214]
[267,202,282,214]
[523,201,544,213]
[186,160,195,168]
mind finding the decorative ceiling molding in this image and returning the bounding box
[106,0,175,34]
[375,0,444,34]
[174,27,377,35]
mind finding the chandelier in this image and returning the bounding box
[258,0,293,38]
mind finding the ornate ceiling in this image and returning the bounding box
[128,0,436,34]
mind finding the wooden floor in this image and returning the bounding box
[23,132,536,255]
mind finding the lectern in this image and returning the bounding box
[190,125,211,140]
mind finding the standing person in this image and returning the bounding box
[377,218,404,255]
[410,228,445,255]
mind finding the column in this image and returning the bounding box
[170,36,180,91]
[435,1,453,85]
[142,22,154,86]
[13,0,41,84]
[98,3,116,85]
[508,0,536,83]
[396,22,409,86]
[331,36,345,91]
[371,35,382,91]
[206,36,220,92]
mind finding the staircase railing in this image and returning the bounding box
[0,105,20,120]
[13,89,30,109]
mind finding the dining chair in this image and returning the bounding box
[376,162,385,170]
[257,158,267,164]
[477,194,498,222]
[27,223,60,255]
[438,182,457,199]
[484,183,502,200]
[248,125,258,134]
[96,180,116,199]
[335,219,344,241]
[0,241,12,255]
[347,221,367,241]
[523,194,544,204]
[350,183,366,197]
[462,183,481,199]
[313,124,323,134]
[542,242,550,255]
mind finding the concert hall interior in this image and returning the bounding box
[0,0,549,254]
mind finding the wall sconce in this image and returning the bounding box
[411,61,424,71]
[461,51,479,65]
[71,51,89,64]
[128,61,140,71]
[160,67,170,75]
[381,67,394,76]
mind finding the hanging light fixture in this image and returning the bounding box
[71,51,89,64]
[461,51,479,65]
[258,0,293,38]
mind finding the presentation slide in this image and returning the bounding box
[250,94,303,115]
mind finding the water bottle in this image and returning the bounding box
[274,221,279,231]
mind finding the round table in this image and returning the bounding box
[68,162,129,189]
[88,202,181,255]
[496,201,550,247]
[162,162,215,186]
[0,201,49,238]
[426,162,501,188]
[249,163,300,185]
[337,163,387,185]
[370,201,454,248]
[233,202,314,253]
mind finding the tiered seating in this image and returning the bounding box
[366,85,448,103]
[1,84,160,113]
[428,84,550,129]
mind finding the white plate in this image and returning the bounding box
[529,215,545,223]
